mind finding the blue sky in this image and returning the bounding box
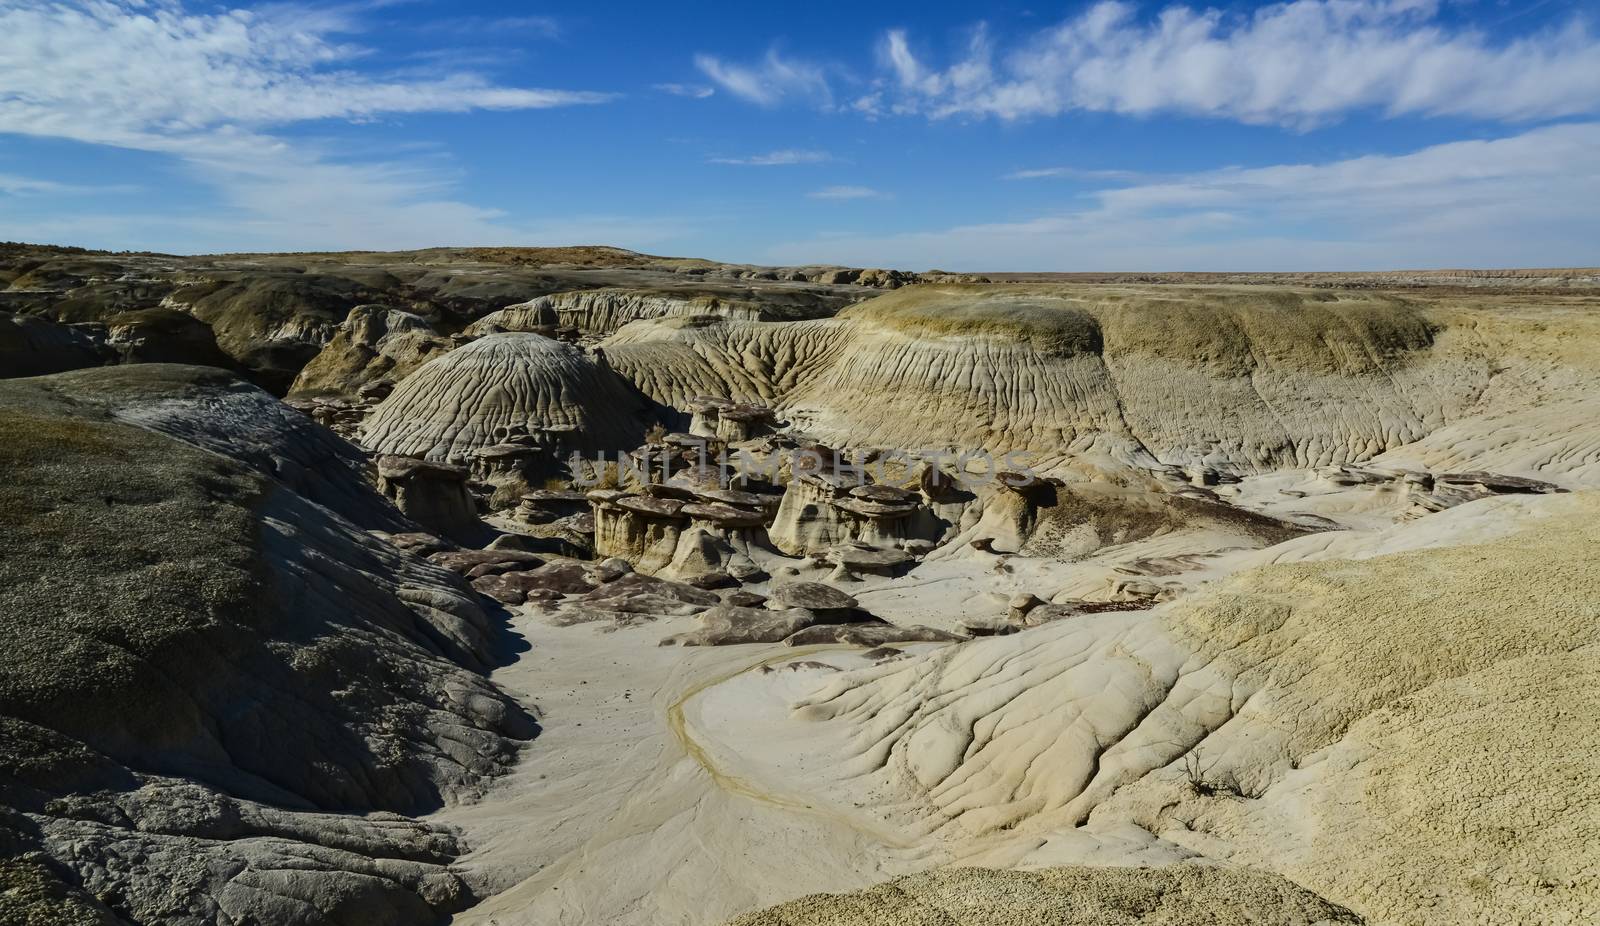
[1,0,1598,270]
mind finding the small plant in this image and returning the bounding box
[644,422,668,445]
[568,457,624,490]
[1181,751,1262,799]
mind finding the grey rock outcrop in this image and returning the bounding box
[1,310,105,377]
[0,365,533,925]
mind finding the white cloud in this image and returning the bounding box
[709,149,833,166]
[0,0,615,250]
[765,122,1600,271]
[694,49,832,107]
[656,83,716,99]
[0,1,611,148]
[707,1,1600,127]
[808,185,889,200]
[907,0,1600,125]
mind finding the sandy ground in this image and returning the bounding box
[433,609,943,926]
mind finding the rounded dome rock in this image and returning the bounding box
[360,332,648,460]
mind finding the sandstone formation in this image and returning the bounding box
[782,491,1600,926]
[585,286,1600,492]
[289,304,452,399]
[468,285,850,338]
[361,333,650,460]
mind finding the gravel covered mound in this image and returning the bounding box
[0,365,534,925]
[724,865,1361,925]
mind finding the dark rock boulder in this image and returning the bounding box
[1,310,105,378]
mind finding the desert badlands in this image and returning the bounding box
[2,243,1598,926]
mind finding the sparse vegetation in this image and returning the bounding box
[1182,751,1264,799]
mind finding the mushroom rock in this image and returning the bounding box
[1008,592,1046,625]
[660,463,727,497]
[681,501,767,529]
[676,502,772,576]
[831,494,925,547]
[470,442,558,510]
[850,483,918,504]
[590,491,691,574]
[375,454,481,540]
[689,395,780,442]
[688,395,736,438]
[627,434,719,486]
[767,471,863,555]
[360,333,648,460]
[770,470,942,555]
[619,495,688,519]
[826,542,914,576]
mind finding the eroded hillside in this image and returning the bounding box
[3,249,1598,926]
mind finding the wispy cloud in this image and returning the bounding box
[709,149,833,166]
[656,82,716,99]
[0,173,138,196]
[416,15,562,39]
[766,122,1600,270]
[706,1,1600,127]
[808,185,889,200]
[0,0,614,249]
[694,49,833,107]
[1003,166,1145,181]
